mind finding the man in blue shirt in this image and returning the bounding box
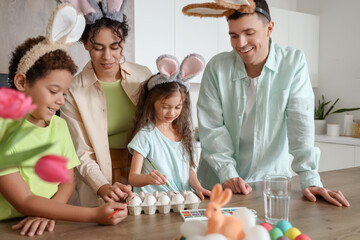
[194,0,349,207]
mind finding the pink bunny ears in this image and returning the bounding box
[16,4,85,74]
[58,0,128,24]
[147,54,205,92]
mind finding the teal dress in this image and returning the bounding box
[128,125,192,193]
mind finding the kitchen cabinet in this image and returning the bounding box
[134,1,319,86]
[356,146,360,167]
[315,142,355,172]
[271,7,319,87]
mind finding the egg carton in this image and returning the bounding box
[128,190,200,216]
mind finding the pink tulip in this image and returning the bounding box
[34,155,69,183]
[0,88,37,120]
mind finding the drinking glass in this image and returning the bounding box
[263,175,291,225]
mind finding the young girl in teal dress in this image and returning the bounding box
[0,4,128,237]
[128,54,211,200]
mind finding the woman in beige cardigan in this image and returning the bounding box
[61,1,152,207]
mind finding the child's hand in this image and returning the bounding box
[146,170,167,185]
[96,202,128,225]
[194,186,211,200]
[98,183,133,203]
[12,217,55,236]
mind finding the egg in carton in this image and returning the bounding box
[127,190,200,215]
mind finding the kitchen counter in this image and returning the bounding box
[1,167,359,240]
[316,134,360,146]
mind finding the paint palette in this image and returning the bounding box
[180,207,257,221]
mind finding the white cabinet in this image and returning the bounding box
[356,146,360,167]
[134,0,232,83]
[134,3,319,86]
[315,142,356,172]
[270,7,319,87]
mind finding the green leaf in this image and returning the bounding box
[332,108,360,114]
[0,143,53,167]
[324,98,339,118]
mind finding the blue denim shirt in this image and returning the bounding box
[197,39,323,190]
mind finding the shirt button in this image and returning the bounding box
[238,116,241,119]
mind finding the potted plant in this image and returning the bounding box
[314,95,360,134]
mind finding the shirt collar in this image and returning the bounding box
[81,61,130,88]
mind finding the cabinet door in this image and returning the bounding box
[134,0,175,73]
[174,0,219,83]
[356,146,360,167]
[315,142,355,172]
[270,7,289,46]
[288,11,319,87]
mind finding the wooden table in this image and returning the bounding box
[1,167,359,240]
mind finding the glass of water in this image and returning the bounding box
[263,175,291,225]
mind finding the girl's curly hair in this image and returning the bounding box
[129,78,195,168]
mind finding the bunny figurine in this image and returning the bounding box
[205,184,245,240]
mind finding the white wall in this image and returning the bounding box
[298,0,360,128]
[0,0,135,74]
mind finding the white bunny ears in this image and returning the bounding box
[58,0,128,24]
[183,0,256,19]
[16,4,85,74]
[147,54,205,92]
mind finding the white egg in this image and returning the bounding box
[184,192,200,204]
[153,191,160,199]
[232,207,256,232]
[181,189,188,197]
[128,196,142,206]
[170,193,185,204]
[180,220,207,237]
[139,192,146,201]
[156,195,170,205]
[167,190,176,198]
[243,225,270,240]
[141,194,156,206]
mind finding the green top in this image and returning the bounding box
[100,79,135,149]
[0,116,80,220]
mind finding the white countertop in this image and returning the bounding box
[315,134,360,146]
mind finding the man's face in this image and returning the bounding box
[228,14,273,68]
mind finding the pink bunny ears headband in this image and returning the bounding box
[58,0,128,24]
[17,4,85,74]
[147,54,205,93]
[182,0,270,21]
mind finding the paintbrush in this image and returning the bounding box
[107,196,134,219]
[146,158,176,192]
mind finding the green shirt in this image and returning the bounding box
[100,79,135,149]
[0,116,80,220]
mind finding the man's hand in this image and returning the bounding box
[302,186,350,207]
[223,177,252,194]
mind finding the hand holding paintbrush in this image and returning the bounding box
[146,158,177,193]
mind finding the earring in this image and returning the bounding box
[120,55,126,64]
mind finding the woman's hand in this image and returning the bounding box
[146,170,167,185]
[12,217,55,236]
[98,183,133,203]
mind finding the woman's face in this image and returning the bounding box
[84,27,124,78]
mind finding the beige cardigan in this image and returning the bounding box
[61,61,152,207]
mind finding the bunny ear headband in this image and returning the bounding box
[16,3,85,74]
[147,54,205,93]
[58,0,128,24]
[182,0,270,21]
